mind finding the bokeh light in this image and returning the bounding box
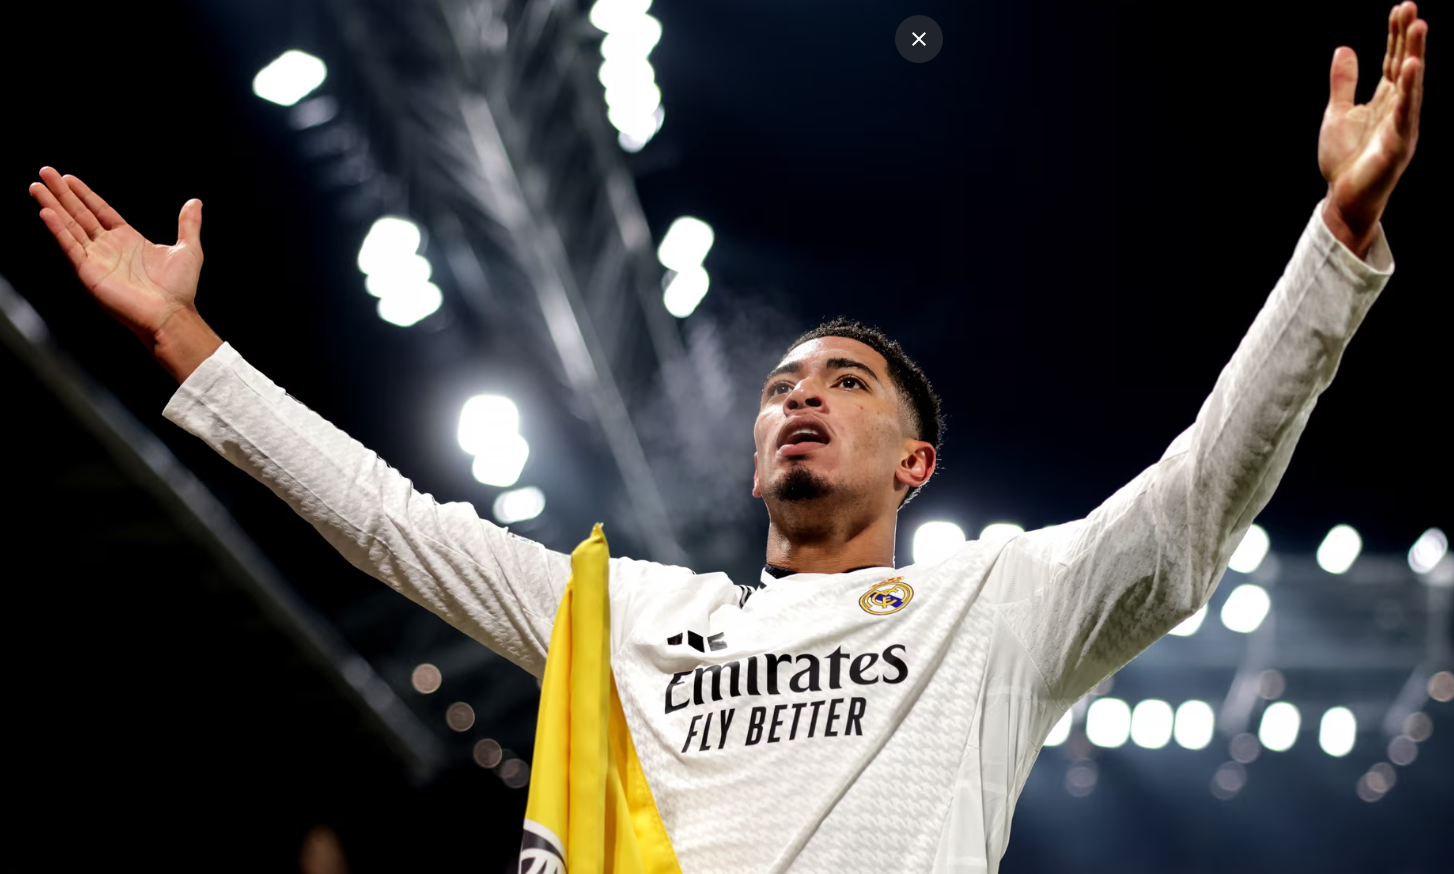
[411,663,442,694]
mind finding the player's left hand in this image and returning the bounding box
[1319,2,1428,257]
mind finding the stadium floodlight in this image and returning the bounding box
[1131,699,1174,749]
[605,80,662,116]
[493,487,546,524]
[617,107,665,153]
[363,254,433,297]
[589,0,651,34]
[1220,583,1270,633]
[1316,524,1362,574]
[471,434,531,487]
[662,266,710,318]
[252,50,328,106]
[1043,710,1073,747]
[1173,700,1215,750]
[1227,524,1270,574]
[1259,701,1301,752]
[1319,706,1357,757]
[609,104,662,140]
[978,523,1024,541]
[358,217,423,274]
[458,395,522,455]
[913,521,966,565]
[599,57,656,91]
[376,282,442,327]
[1166,604,1207,637]
[1409,527,1448,575]
[1086,698,1131,748]
[657,216,715,272]
[599,14,662,60]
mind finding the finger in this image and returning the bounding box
[36,208,88,271]
[38,167,102,240]
[177,199,203,248]
[63,174,126,231]
[1392,3,1412,80]
[30,182,93,256]
[1407,15,1427,63]
[1329,46,1358,109]
[1396,57,1424,138]
[1384,5,1399,80]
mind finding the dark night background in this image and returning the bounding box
[1,1,1447,872]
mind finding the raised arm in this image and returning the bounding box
[28,170,587,676]
[992,3,1426,704]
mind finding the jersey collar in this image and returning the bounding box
[759,563,896,585]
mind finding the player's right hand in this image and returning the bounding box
[29,167,204,343]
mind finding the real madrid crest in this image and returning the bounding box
[859,576,913,615]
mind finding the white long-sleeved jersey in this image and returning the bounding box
[161,201,1392,873]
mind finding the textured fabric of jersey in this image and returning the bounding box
[161,200,1393,873]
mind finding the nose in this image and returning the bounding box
[785,382,823,409]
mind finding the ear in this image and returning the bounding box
[752,451,761,498]
[895,440,935,491]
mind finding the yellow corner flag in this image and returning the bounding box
[520,523,682,874]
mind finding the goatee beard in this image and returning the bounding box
[770,465,834,503]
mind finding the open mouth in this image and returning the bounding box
[777,420,831,457]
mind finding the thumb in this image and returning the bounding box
[1328,46,1358,110]
[177,199,203,249]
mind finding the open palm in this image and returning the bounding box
[30,167,204,341]
[1319,2,1427,231]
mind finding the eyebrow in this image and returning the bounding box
[763,357,883,388]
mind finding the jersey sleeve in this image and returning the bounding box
[162,342,572,677]
[991,198,1394,705]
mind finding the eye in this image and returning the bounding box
[767,382,791,395]
[838,376,865,390]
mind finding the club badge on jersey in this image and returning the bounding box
[859,577,913,615]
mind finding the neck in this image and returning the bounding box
[763,500,897,575]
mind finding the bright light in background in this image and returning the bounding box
[363,254,432,296]
[377,283,442,328]
[356,216,440,327]
[589,0,651,33]
[662,266,710,318]
[1043,710,1072,746]
[913,521,966,565]
[1173,700,1215,750]
[1166,604,1207,637]
[1319,706,1357,757]
[1087,698,1128,744]
[1228,524,1270,574]
[358,217,422,271]
[252,50,328,106]
[493,487,546,524]
[1131,699,1174,749]
[656,217,714,317]
[1316,524,1362,574]
[1220,583,1270,633]
[599,57,655,90]
[410,663,442,694]
[978,522,1024,541]
[1409,527,1448,574]
[657,217,715,272]
[458,395,520,451]
[1086,698,1131,748]
[599,14,662,60]
[592,1,666,151]
[1259,701,1301,752]
[459,395,530,487]
[472,440,529,488]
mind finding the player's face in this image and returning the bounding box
[752,337,910,506]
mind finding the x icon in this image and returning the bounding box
[912,31,926,46]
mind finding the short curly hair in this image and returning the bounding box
[784,318,945,507]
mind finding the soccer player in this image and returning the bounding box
[27,4,1427,871]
